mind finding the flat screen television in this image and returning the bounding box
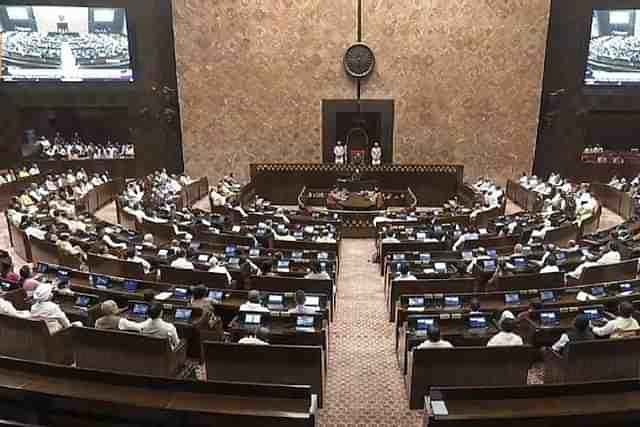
[585,9,640,86]
[0,5,134,82]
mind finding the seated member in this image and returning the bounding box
[239,289,270,313]
[238,326,270,345]
[567,241,621,280]
[126,247,152,274]
[208,256,232,286]
[30,283,80,333]
[592,302,639,339]
[289,289,317,314]
[170,248,194,270]
[0,292,30,318]
[142,233,158,250]
[139,303,180,349]
[551,314,594,353]
[397,262,417,281]
[416,325,453,349]
[466,247,491,274]
[95,300,143,331]
[98,244,119,259]
[304,261,331,280]
[486,317,524,347]
[539,254,560,274]
[19,265,42,296]
[469,298,482,315]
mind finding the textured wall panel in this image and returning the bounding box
[174,0,550,184]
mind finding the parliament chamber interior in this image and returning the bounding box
[5,0,640,426]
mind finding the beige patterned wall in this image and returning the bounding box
[174,0,550,185]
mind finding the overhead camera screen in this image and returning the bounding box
[0,5,133,82]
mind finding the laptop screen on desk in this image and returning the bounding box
[132,303,149,316]
[123,280,138,292]
[416,318,434,330]
[540,290,555,302]
[582,308,601,321]
[444,296,460,308]
[174,288,188,299]
[305,296,320,307]
[408,297,425,307]
[208,290,224,301]
[75,296,91,307]
[225,245,237,255]
[468,316,487,329]
[481,259,497,270]
[268,294,284,305]
[292,251,303,259]
[505,293,520,305]
[591,286,605,297]
[540,312,558,325]
[175,308,193,321]
[249,248,260,257]
[296,315,314,328]
[244,313,261,325]
[393,254,405,261]
[197,254,210,263]
[511,257,527,268]
[277,260,290,270]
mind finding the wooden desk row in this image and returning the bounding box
[590,182,637,220]
[0,354,317,427]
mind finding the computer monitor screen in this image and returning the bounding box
[249,248,260,257]
[93,275,109,287]
[57,269,70,280]
[277,260,290,269]
[482,259,497,270]
[393,254,405,261]
[585,9,640,86]
[416,317,434,330]
[487,249,497,258]
[197,254,209,262]
[75,295,90,306]
[408,297,425,307]
[292,251,303,259]
[227,257,240,265]
[268,294,283,305]
[317,252,329,260]
[540,311,558,324]
[158,249,168,257]
[434,262,447,273]
[511,257,527,268]
[556,251,567,262]
[304,296,320,307]
[132,303,148,316]
[208,290,224,301]
[540,290,555,302]
[34,262,48,274]
[174,287,188,299]
[123,280,138,292]
[296,315,314,328]
[505,293,520,305]
[416,232,427,240]
[582,308,601,321]
[591,286,605,297]
[175,308,192,321]
[419,253,431,262]
[225,245,237,255]
[0,5,134,82]
[444,296,460,308]
[620,283,633,292]
[244,313,261,324]
[468,316,487,328]
[462,251,473,260]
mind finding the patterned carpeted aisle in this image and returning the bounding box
[317,239,421,427]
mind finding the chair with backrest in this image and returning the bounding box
[0,313,72,365]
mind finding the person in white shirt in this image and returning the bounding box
[486,317,524,347]
[239,290,270,313]
[210,187,227,207]
[551,314,594,353]
[452,230,478,251]
[397,262,417,280]
[381,230,400,244]
[238,326,270,345]
[539,254,560,274]
[0,294,30,318]
[417,325,453,349]
[466,247,491,274]
[288,290,318,314]
[126,247,151,274]
[304,261,331,280]
[100,229,127,250]
[592,302,639,339]
[139,303,180,349]
[30,283,80,334]
[170,248,194,270]
[208,256,232,286]
[567,242,621,280]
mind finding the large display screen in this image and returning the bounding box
[0,5,133,82]
[585,9,640,86]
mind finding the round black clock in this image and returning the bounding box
[343,43,375,79]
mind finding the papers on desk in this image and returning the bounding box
[408,307,424,312]
[576,291,596,302]
[431,400,449,416]
[154,292,173,301]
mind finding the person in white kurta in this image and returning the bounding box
[30,283,75,334]
[334,141,346,164]
[371,141,382,166]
